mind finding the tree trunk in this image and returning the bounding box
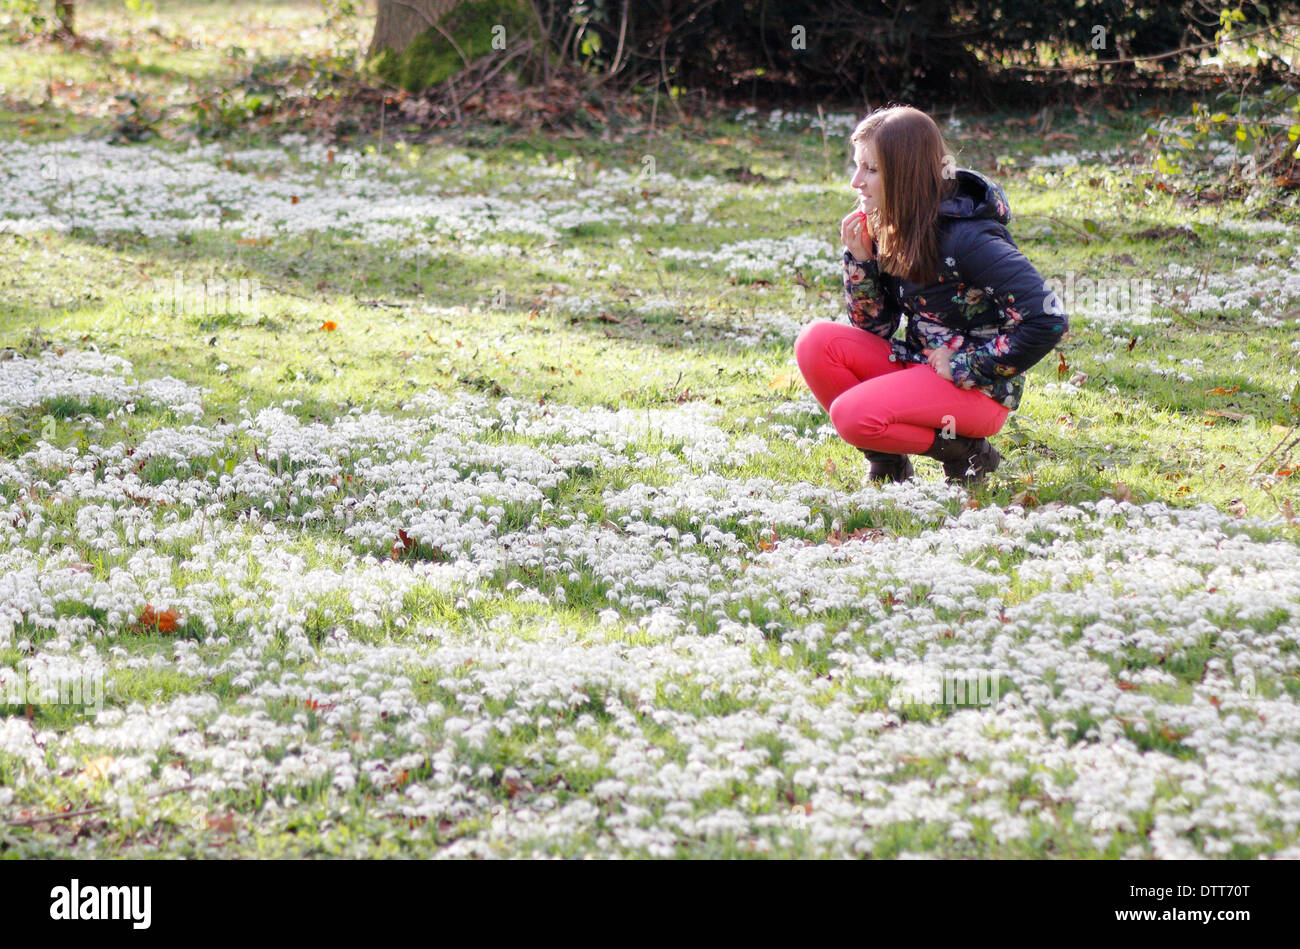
[368,0,460,59]
[55,0,75,36]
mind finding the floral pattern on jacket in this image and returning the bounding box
[843,169,1068,412]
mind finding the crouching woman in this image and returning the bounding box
[794,105,1068,485]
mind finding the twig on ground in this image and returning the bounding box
[263,284,313,301]
[1251,422,1299,475]
[1016,213,1096,241]
[5,783,201,827]
[446,40,535,115]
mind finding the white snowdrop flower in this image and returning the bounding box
[948,820,973,840]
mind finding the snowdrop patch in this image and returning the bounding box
[2,348,1299,859]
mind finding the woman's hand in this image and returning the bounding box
[840,209,873,262]
[922,347,955,382]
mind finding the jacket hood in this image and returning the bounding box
[939,169,1010,224]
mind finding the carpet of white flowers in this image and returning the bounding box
[2,124,1300,858]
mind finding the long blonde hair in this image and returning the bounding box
[850,106,954,285]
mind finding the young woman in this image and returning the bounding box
[794,105,1068,485]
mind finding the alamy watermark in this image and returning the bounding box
[1,669,104,714]
[149,271,263,318]
[1043,273,1155,321]
[889,665,1000,708]
[50,879,151,929]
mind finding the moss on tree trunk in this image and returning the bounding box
[366,0,538,94]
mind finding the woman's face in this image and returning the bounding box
[850,139,880,216]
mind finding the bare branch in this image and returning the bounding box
[1009,19,1300,73]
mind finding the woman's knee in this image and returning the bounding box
[794,319,838,367]
[968,410,1009,439]
[986,416,1010,438]
[829,393,887,441]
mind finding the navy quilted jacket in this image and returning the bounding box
[843,169,1068,412]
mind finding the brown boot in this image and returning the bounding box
[858,448,915,484]
[918,430,1001,485]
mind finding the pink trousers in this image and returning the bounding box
[794,321,1010,454]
